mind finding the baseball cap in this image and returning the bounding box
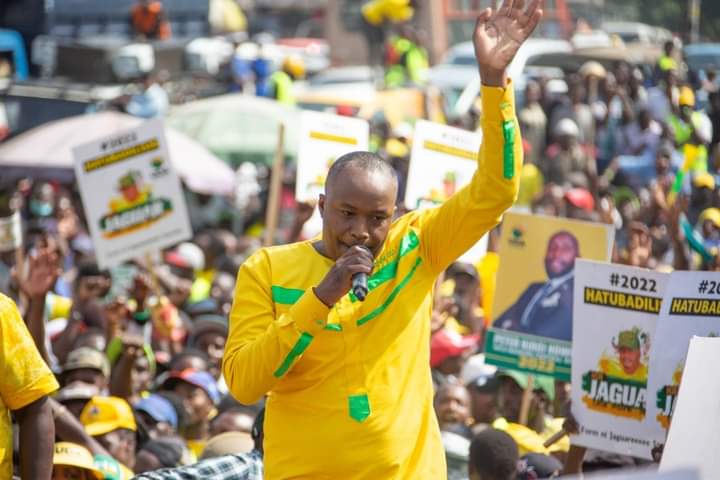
[135,394,178,429]
[92,454,122,480]
[564,188,595,212]
[190,314,228,340]
[694,172,716,190]
[430,329,480,368]
[614,329,641,350]
[554,118,579,138]
[163,369,221,404]
[53,442,104,479]
[200,431,255,459]
[461,354,498,391]
[679,86,695,107]
[63,347,110,378]
[55,382,100,404]
[699,208,720,228]
[80,396,137,436]
[522,453,563,478]
[496,370,555,401]
[165,242,205,271]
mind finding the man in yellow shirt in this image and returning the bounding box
[0,293,59,479]
[223,2,542,478]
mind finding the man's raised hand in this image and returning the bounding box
[473,0,543,86]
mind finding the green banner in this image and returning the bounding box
[484,328,572,381]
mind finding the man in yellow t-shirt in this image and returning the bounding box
[223,3,543,478]
[0,293,59,479]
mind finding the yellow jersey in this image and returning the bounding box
[224,83,522,480]
[0,294,59,478]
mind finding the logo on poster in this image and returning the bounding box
[582,327,650,420]
[508,226,525,247]
[99,170,173,238]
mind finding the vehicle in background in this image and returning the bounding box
[436,39,572,116]
[685,43,720,76]
[600,21,672,46]
[276,38,330,76]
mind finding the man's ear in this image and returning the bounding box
[318,194,325,218]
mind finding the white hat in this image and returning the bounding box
[554,118,580,138]
[460,353,497,386]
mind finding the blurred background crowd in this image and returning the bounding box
[1,0,720,479]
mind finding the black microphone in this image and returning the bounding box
[351,246,371,301]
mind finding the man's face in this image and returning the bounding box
[64,368,106,391]
[52,465,95,480]
[136,411,175,440]
[132,356,152,395]
[498,377,524,421]
[195,331,226,379]
[174,382,213,426]
[619,347,641,374]
[469,387,496,424]
[172,355,208,374]
[97,428,136,469]
[435,385,470,427]
[319,165,397,260]
[544,233,578,278]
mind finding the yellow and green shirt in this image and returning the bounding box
[0,294,59,478]
[224,83,522,480]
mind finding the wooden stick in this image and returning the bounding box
[518,375,535,426]
[264,123,285,247]
[543,428,567,448]
[144,251,162,300]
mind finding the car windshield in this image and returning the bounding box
[686,53,720,72]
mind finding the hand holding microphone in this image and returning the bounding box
[315,245,374,307]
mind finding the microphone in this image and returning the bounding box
[351,245,371,301]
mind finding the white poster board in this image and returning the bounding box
[660,337,720,480]
[571,259,669,459]
[646,272,720,448]
[563,468,699,480]
[73,119,192,269]
[294,111,369,203]
[404,120,481,211]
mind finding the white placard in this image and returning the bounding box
[404,120,481,211]
[571,259,669,460]
[660,337,720,480]
[0,211,22,252]
[73,119,192,269]
[646,272,720,448]
[294,111,369,203]
[564,467,698,480]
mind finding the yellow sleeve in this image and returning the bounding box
[418,82,522,274]
[222,250,330,404]
[0,295,59,411]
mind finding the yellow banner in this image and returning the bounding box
[84,139,160,172]
[422,140,476,160]
[670,297,720,316]
[308,131,358,145]
[584,287,662,314]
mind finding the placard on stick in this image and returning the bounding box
[73,119,192,269]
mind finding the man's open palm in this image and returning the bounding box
[473,0,543,78]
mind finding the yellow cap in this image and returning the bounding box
[80,396,137,437]
[53,442,104,479]
[385,138,409,158]
[694,172,716,190]
[282,55,305,79]
[679,86,695,107]
[700,208,720,228]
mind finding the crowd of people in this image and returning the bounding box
[1,0,720,479]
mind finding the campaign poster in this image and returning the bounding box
[646,271,720,447]
[294,111,369,203]
[485,213,614,380]
[660,337,720,480]
[570,259,669,459]
[73,119,192,269]
[404,120,486,262]
[404,119,481,211]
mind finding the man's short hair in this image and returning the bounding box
[324,151,397,194]
[469,428,519,480]
[547,230,579,253]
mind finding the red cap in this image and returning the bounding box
[430,329,480,368]
[564,188,595,212]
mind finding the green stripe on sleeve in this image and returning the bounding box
[271,286,305,305]
[349,230,420,302]
[273,332,314,377]
[356,257,423,326]
[502,120,515,180]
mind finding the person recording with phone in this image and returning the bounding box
[223,2,540,478]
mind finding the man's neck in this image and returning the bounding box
[185,422,209,440]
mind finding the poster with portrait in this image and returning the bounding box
[485,212,614,380]
[73,119,192,269]
[294,111,369,203]
[570,259,669,460]
[645,271,720,448]
[0,211,22,252]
